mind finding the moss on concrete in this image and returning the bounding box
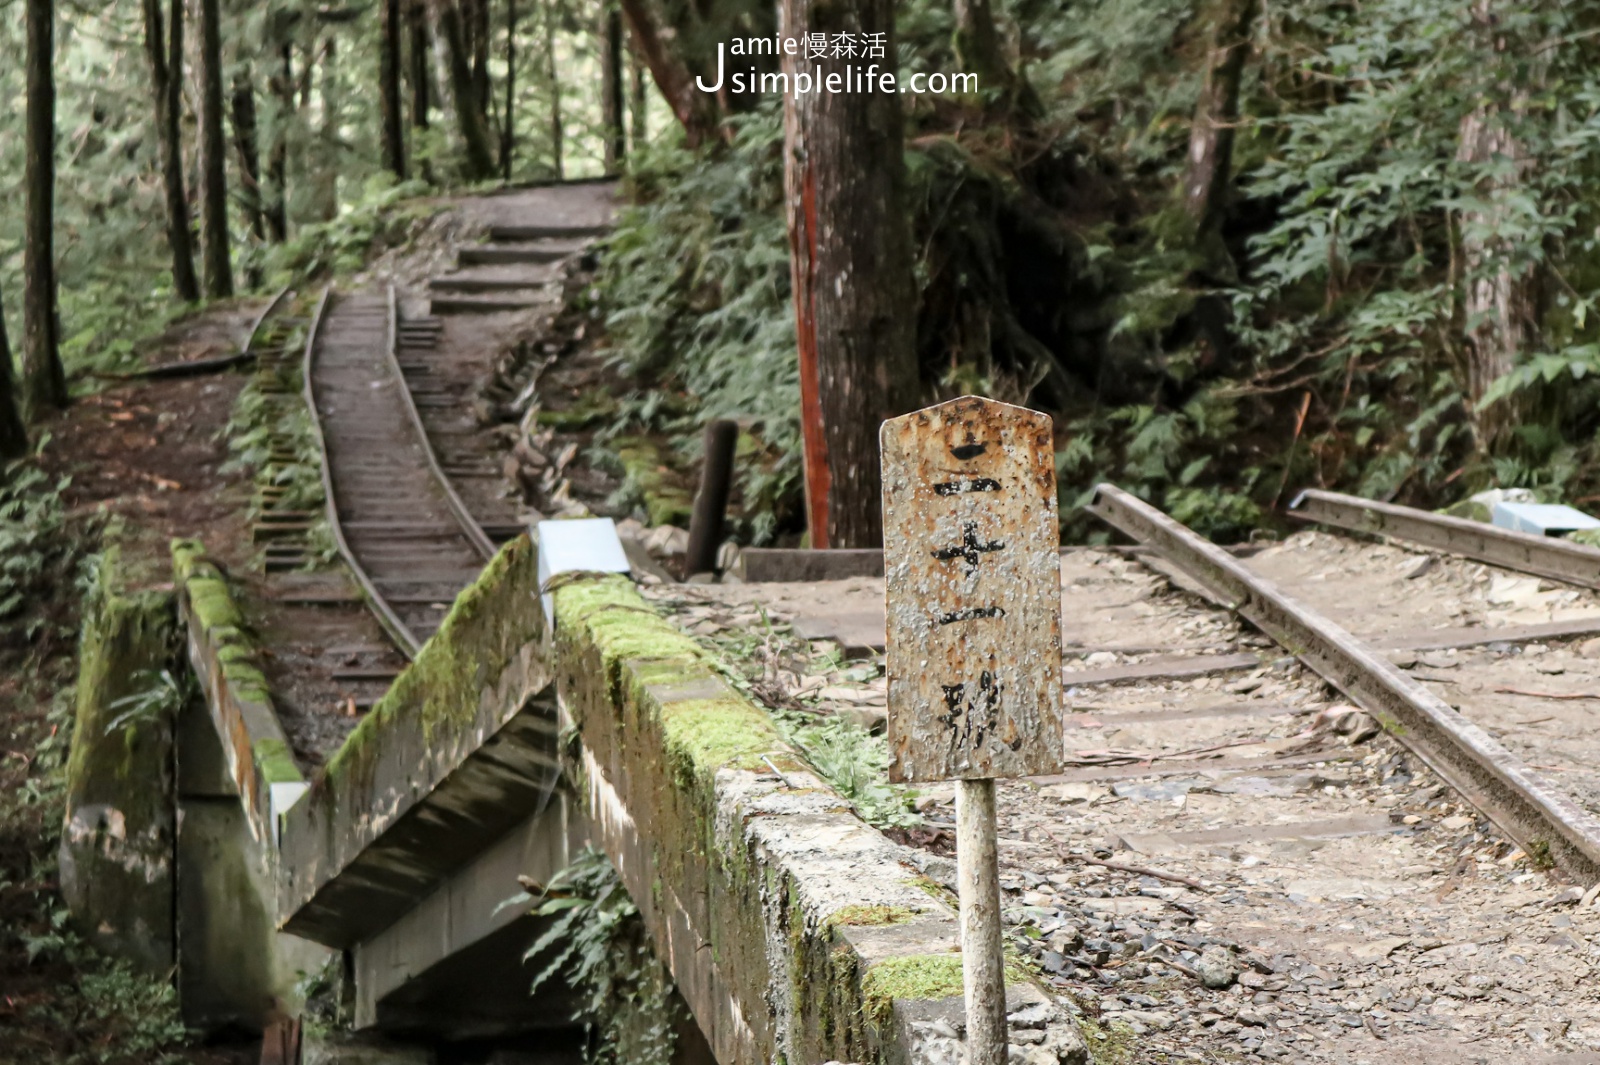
[253,738,301,785]
[554,575,785,784]
[826,905,917,928]
[322,535,540,795]
[61,543,178,975]
[861,953,967,1006]
[171,539,270,705]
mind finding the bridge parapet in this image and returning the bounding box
[553,575,1058,1065]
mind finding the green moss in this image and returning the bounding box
[322,536,540,794]
[903,875,959,908]
[254,738,301,784]
[1439,500,1491,523]
[861,954,967,1005]
[827,905,917,928]
[554,576,785,781]
[614,436,693,527]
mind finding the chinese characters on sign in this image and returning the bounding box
[881,396,1064,783]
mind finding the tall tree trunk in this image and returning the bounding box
[600,2,624,172]
[1183,0,1259,236]
[629,37,646,148]
[471,0,491,115]
[312,37,340,221]
[265,33,291,242]
[433,0,497,180]
[0,286,26,460]
[381,0,407,178]
[953,0,1013,92]
[618,0,717,147]
[544,0,561,178]
[230,67,266,243]
[1456,1,1536,454]
[23,0,66,419]
[197,0,234,298]
[500,0,515,178]
[408,0,433,181]
[782,0,919,549]
[142,0,200,302]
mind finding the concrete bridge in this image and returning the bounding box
[61,526,1080,1063]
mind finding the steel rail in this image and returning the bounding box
[242,286,295,355]
[1087,482,1600,884]
[380,284,497,562]
[302,286,424,660]
[1288,488,1600,589]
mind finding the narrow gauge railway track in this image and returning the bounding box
[304,285,497,658]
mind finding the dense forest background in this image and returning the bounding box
[4,0,1600,545]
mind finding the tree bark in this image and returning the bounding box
[471,0,491,116]
[500,0,515,178]
[381,0,407,178]
[629,37,647,147]
[433,0,497,180]
[312,37,340,221]
[618,0,718,148]
[230,66,267,244]
[1183,0,1259,236]
[1456,2,1536,454]
[600,3,624,171]
[0,284,27,460]
[544,0,562,178]
[782,0,919,549]
[142,0,200,302]
[265,31,292,242]
[196,0,234,298]
[23,0,66,419]
[953,0,1013,93]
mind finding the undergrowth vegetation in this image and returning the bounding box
[514,847,686,1065]
[590,0,1600,542]
[0,464,191,1064]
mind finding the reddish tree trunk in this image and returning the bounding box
[618,0,718,147]
[781,0,919,548]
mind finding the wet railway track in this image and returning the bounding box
[303,284,497,658]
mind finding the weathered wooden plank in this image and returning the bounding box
[881,396,1064,782]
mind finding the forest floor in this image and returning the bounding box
[0,303,261,1062]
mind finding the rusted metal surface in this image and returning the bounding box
[881,396,1064,783]
[1088,482,1600,884]
[1288,488,1600,589]
[304,286,492,656]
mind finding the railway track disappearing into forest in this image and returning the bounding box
[304,284,496,658]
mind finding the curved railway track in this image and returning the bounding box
[303,285,497,658]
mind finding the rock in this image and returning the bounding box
[1548,886,1585,906]
[1402,555,1436,579]
[643,524,689,558]
[1440,814,1473,831]
[1042,1024,1089,1065]
[1194,944,1240,989]
[1579,636,1600,659]
[1084,651,1118,667]
[1348,936,1410,962]
[1007,1001,1055,1029]
[1121,1009,1176,1031]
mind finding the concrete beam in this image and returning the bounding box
[351,795,581,1029]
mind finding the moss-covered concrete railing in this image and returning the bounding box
[172,539,305,845]
[277,534,560,948]
[60,544,179,976]
[553,575,1087,1065]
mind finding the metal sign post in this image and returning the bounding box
[881,396,1064,1065]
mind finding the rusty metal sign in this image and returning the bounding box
[881,396,1064,783]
